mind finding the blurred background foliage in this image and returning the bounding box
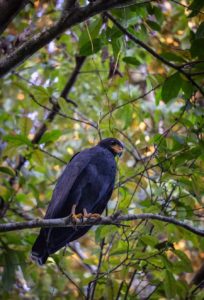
[1,0,204,299]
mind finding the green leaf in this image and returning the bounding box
[3,134,32,147]
[112,37,122,58]
[79,18,103,56]
[79,39,102,56]
[161,52,185,62]
[14,81,30,94]
[122,105,132,129]
[110,241,129,256]
[176,281,188,299]
[182,80,194,98]
[140,235,158,247]
[174,147,201,166]
[31,86,50,103]
[161,254,173,270]
[164,270,177,299]
[39,130,61,144]
[196,21,204,38]
[129,5,148,18]
[106,25,123,40]
[19,117,32,136]
[58,97,69,113]
[16,193,27,203]
[79,18,102,47]
[0,166,15,177]
[161,72,182,102]
[32,149,44,165]
[95,225,117,243]
[153,6,164,24]
[122,56,141,66]
[192,174,204,197]
[174,250,193,272]
[191,38,204,58]
[188,0,204,17]
[146,20,161,31]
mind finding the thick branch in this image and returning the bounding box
[63,0,78,11]
[60,56,86,100]
[0,0,136,77]
[0,0,30,35]
[1,213,204,237]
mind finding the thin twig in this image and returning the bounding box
[56,261,86,299]
[124,269,137,300]
[89,239,105,300]
[0,0,143,77]
[100,84,160,122]
[9,54,87,186]
[105,12,204,97]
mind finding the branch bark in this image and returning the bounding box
[0,0,30,35]
[1,213,204,237]
[0,0,136,77]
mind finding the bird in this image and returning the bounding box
[31,137,124,265]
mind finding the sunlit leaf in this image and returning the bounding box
[19,117,32,136]
[3,134,32,147]
[39,130,61,144]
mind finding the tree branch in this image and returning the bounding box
[63,0,78,11]
[56,261,86,298]
[0,0,31,35]
[60,56,86,101]
[9,55,87,186]
[89,239,105,300]
[0,0,137,77]
[1,213,204,237]
[105,12,204,97]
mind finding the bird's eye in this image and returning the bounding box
[111,141,116,145]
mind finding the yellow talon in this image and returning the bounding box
[83,209,101,219]
[71,213,83,223]
[70,204,83,222]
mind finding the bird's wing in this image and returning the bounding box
[45,148,93,219]
[92,180,115,213]
[46,174,116,254]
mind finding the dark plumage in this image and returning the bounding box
[31,138,123,265]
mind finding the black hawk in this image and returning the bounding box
[31,138,123,265]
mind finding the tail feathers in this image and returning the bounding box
[31,231,49,265]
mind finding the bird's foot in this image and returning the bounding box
[70,204,83,224]
[83,209,101,220]
[71,213,83,223]
[88,213,101,219]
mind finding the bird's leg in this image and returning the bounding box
[83,208,101,220]
[71,204,83,223]
[83,208,91,218]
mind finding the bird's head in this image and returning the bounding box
[98,138,124,157]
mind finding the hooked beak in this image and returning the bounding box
[111,145,124,157]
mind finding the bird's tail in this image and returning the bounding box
[31,230,49,265]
